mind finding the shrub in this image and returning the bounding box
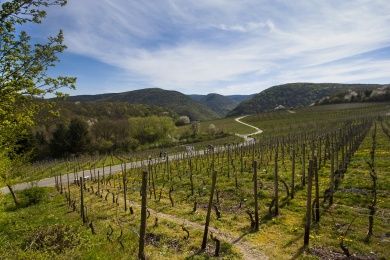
[20,187,48,207]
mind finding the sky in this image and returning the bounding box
[14,0,390,95]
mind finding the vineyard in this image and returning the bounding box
[1,103,390,259]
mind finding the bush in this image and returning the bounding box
[20,187,48,207]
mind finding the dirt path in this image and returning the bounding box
[144,206,268,260]
[234,115,263,142]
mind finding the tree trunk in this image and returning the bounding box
[6,184,19,206]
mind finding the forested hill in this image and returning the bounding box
[228,83,385,116]
[67,88,219,121]
[189,93,239,116]
[55,101,175,121]
[189,93,253,116]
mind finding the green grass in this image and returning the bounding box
[0,187,241,259]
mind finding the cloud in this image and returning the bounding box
[38,0,390,94]
[216,20,275,33]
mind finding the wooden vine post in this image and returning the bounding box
[253,160,259,231]
[122,163,127,212]
[201,169,218,251]
[138,170,148,260]
[67,173,71,205]
[80,177,86,224]
[304,160,313,247]
[302,143,306,186]
[314,157,320,222]
[274,143,279,216]
[291,147,295,199]
[329,142,335,205]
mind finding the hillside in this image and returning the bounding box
[229,83,384,116]
[316,85,390,105]
[189,93,240,116]
[67,88,218,121]
[55,101,175,121]
[227,94,254,103]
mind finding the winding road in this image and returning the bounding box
[234,115,263,142]
[1,116,263,195]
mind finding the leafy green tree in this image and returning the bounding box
[67,118,90,155]
[49,123,68,158]
[0,0,76,153]
[129,116,175,144]
[0,0,75,195]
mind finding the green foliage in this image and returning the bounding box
[19,187,48,207]
[129,116,175,144]
[49,123,68,157]
[190,93,241,117]
[49,119,91,157]
[0,0,75,185]
[0,151,12,183]
[68,88,219,121]
[66,118,90,154]
[55,101,175,121]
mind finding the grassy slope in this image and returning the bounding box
[242,103,390,138]
[0,188,240,259]
[176,117,256,137]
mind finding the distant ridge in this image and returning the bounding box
[189,93,252,117]
[67,88,219,121]
[228,83,386,116]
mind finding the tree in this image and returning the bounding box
[191,121,200,136]
[208,123,217,135]
[175,116,190,126]
[0,0,75,198]
[67,118,90,155]
[129,116,175,144]
[0,0,76,153]
[49,123,68,157]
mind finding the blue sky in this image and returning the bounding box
[15,0,390,95]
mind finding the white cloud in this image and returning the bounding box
[216,20,275,33]
[42,0,390,94]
